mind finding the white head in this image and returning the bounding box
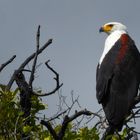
[99,22,127,34]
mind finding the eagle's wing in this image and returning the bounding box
[96,40,119,104]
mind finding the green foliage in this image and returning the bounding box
[0,85,47,140]
[0,85,133,140]
[0,85,100,140]
[43,124,99,140]
[0,85,21,139]
[77,127,99,140]
[105,128,132,140]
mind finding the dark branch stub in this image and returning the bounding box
[15,71,32,119]
[0,55,16,72]
[29,25,41,88]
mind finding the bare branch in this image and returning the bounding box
[85,108,103,125]
[67,95,80,115]
[58,109,92,139]
[19,39,52,70]
[41,120,58,140]
[15,71,32,119]
[41,109,93,140]
[0,55,16,72]
[64,109,92,123]
[33,60,63,96]
[7,39,52,90]
[47,110,68,122]
[29,25,40,88]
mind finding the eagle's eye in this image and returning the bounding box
[108,24,114,27]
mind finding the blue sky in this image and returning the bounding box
[0,0,140,134]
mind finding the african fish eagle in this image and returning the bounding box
[96,22,140,138]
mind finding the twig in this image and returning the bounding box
[74,114,85,130]
[29,25,40,88]
[67,95,80,116]
[7,39,52,90]
[33,60,63,96]
[47,110,68,122]
[0,55,16,72]
[125,109,140,123]
[85,109,103,125]
[14,115,20,140]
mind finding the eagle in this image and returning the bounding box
[96,22,140,138]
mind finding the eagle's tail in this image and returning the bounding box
[101,126,115,140]
[101,123,123,140]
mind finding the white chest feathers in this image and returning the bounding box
[99,30,127,66]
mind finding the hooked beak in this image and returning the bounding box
[99,27,104,33]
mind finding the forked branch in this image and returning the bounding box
[7,39,52,90]
[33,60,63,96]
[41,109,93,140]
